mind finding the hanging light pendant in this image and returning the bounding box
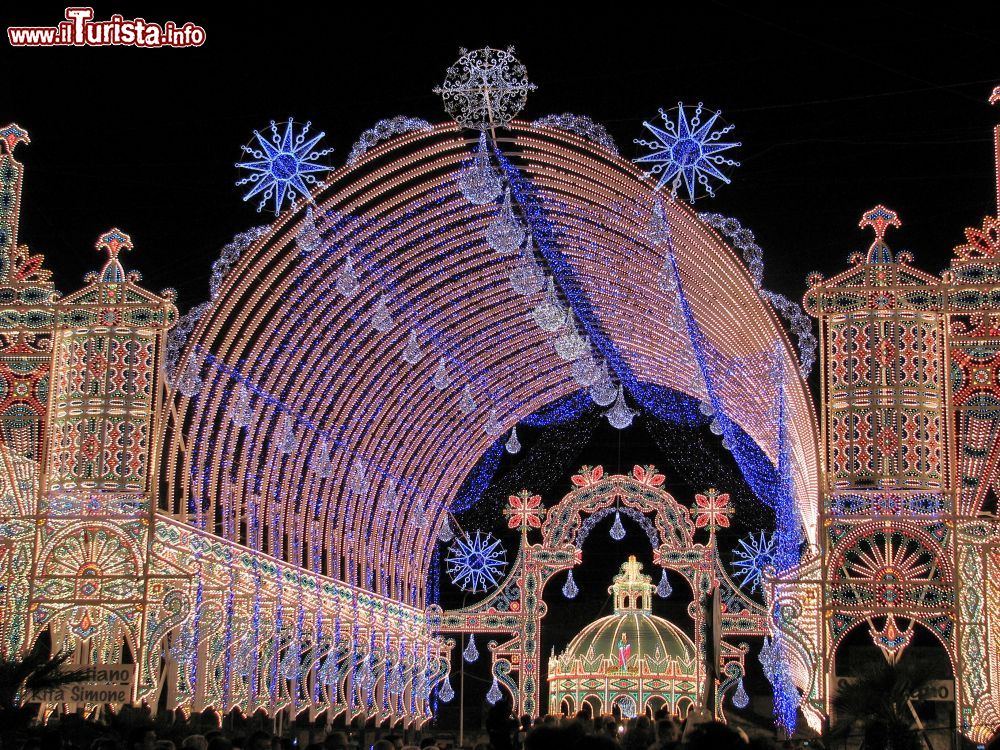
[589,361,617,406]
[486,188,525,254]
[656,569,672,598]
[336,254,360,298]
[531,276,567,332]
[486,677,503,705]
[459,385,476,415]
[733,677,749,709]
[438,675,455,702]
[463,634,479,663]
[562,569,579,599]
[371,294,394,332]
[458,132,502,206]
[606,384,635,430]
[177,354,203,398]
[505,425,521,454]
[485,409,503,437]
[438,516,454,543]
[276,415,297,455]
[610,510,626,541]
[230,383,254,429]
[402,329,421,365]
[509,237,545,296]
[432,357,452,390]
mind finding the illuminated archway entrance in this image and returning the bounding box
[430,465,769,717]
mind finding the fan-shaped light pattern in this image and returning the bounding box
[165,122,818,620]
[446,532,506,594]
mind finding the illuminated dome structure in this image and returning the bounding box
[548,557,699,718]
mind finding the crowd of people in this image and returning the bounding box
[0,703,810,750]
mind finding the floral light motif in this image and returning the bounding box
[505,491,544,530]
[434,47,536,130]
[691,488,732,532]
[446,531,507,593]
[634,103,740,202]
[236,119,334,214]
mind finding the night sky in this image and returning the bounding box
[4,3,998,729]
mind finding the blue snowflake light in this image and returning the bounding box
[634,103,740,202]
[731,530,777,595]
[446,531,506,593]
[236,118,334,214]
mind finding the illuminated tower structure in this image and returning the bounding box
[0,123,178,683]
[26,228,177,671]
[938,86,1000,740]
[804,204,956,703]
[0,124,58,658]
[798,90,1000,741]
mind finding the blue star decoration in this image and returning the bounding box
[446,531,507,593]
[634,102,740,202]
[236,118,334,214]
[731,530,777,595]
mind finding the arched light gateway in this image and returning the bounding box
[165,121,819,612]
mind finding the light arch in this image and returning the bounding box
[163,121,820,609]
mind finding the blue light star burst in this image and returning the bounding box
[634,103,740,202]
[731,530,777,595]
[446,531,506,593]
[236,118,334,214]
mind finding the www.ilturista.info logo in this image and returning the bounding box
[8,8,205,47]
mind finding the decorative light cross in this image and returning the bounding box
[690,488,732,533]
[504,490,545,532]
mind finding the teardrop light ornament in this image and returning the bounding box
[589,362,617,406]
[485,409,504,437]
[336,254,360,298]
[438,676,455,703]
[554,316,591,361]
[458,132,503,206]
[572,353,599,387]
[733,677,750,709]
[606,384,635,430]
[463,634,479,663]
[438,516,455,543]
[402,330,421,365]
[230,384,254,429]
[371,294,394,332]
[177,354,203,398]
[647,198,672,246]
[384,480,401,513]
[656,569,672,598]
[311,438,334,479]
[459,385,476,415]
[505,425,521,454]
[486,188,525,254]
[562,569,579,599]
[486,677,503,705]
[531,277,567,332]
[609,510,626,541]
[509,239,546,296]
[277,415,297,455]
[296,205,323,257]
[432,357,452,390]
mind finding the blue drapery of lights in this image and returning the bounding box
[492,145,796,530]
